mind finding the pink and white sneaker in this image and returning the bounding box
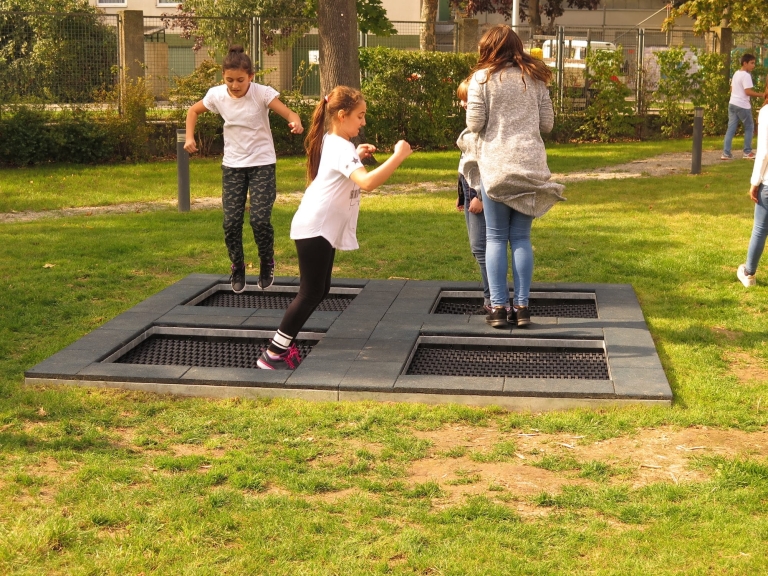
[257,345,302,370]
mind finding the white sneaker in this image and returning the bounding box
[737,264,756,287]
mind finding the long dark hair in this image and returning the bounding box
[222,44,254,74]
[470,25,552,88]
[304,86,365,183]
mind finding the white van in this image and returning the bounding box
[541,39,617,62]
[541,39,621,88]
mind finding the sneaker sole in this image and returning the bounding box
[516,319,531,327]
[257,277,274,289]
[256,358,274,369]
[231,282,246,294]
[486,319,510,328]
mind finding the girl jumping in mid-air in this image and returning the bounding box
[258,85,412,370]
[184,45,304,294]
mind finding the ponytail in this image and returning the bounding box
[305,99,327,183]
[304,86,365,183]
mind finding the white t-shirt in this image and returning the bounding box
[202,83,279,168]
[730,70,754,109]
[751,105,768,187]
[290,134,363,250]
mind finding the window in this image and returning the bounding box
[97,0,127,6]
[438,0,451,22]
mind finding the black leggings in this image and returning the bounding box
[278,236,336,338]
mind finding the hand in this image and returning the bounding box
[184,139,198,154]
[288,120,304,134]
[468,197,483,214]
[456,204,464,212]
[750,185,760,203]
[393,140,412,158]
[356,143,376,160]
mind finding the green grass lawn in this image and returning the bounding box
[1,140,767,574]
[0,137,723,213]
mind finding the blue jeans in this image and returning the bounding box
[745,184,768,275]
[461,177,491,305]
[481,184,534,307]
[723,104,754,156]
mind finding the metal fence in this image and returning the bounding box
[0,11,118,105]
[524,25,719,111]
[142,18,455,100]
[4,11,760,110]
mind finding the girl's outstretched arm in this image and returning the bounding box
[184,100,209,153]
[268,98,304,134]
[349,140,412,192]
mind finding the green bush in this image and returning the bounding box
[578,48,637,142]
[0,107,120,166]
[50,109,113,164]
[167,59,223,157]
[0,77,155,166]
[359,47,477,150]
[0,107,53,166]
[269,62,316,157]
[653,47,699,138]
[692,50,729,136]
[97,78,154,162]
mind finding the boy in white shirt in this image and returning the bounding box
[722,53,765,160]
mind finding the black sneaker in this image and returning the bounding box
[258,258,275,289]
[257,345,301,370]
[511,306,531,327]
[485,306,510,328]
[230,263,246,294]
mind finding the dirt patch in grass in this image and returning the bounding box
[712,326,741,341]
[0,151,727,223]
[170,443,227,459]
[408,425,768,508]
[551,149,727,181]
[725,351,768,384]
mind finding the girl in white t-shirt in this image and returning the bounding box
[258,85,412,370]
[184,45,304,294]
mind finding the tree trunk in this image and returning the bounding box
[420,0,437,51]
[318,0,360,96]
[529,0,543,34]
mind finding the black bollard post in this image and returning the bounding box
[177,128,190,212]
[691,107,703,175]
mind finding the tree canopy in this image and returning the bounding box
[173,0,394,55]
[664,0,768,34]
[178,0,391,30]
[450,0,601,32]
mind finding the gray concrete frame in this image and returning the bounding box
[25,273,672,411]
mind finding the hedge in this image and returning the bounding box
[0,46,746,166]
[359,46,477,150]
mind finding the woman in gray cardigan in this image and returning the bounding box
[458,25,565,329]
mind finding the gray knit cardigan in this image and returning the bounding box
[457,66,565,218]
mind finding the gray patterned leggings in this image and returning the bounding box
[221,164,276,265]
